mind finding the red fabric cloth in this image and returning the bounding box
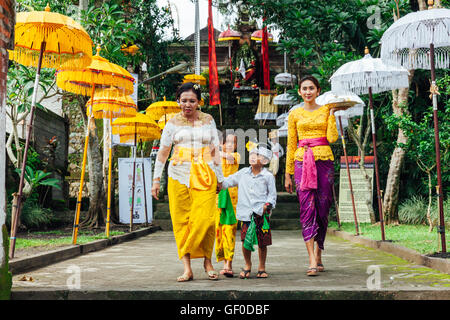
[297,137,330,191]
[262,22,270,90]
[208,0,221,106]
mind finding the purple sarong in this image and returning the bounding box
[294,160,334,250]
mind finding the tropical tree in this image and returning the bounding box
[385,74,450,231]
[5,63,57,198]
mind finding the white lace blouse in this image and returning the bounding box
[153,111,224,188]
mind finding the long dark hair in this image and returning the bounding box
[176,82,202,101]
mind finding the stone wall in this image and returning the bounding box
[0,0,14,300]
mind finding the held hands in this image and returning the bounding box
[216,182,223,194]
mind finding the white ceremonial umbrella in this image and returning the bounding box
[317,91,366,235]
[275,72,297,86]
[380,2,450,252]
[276,112,289,127]
[275,49,297,86]
[273,93,297,105]
[330,47,410,241]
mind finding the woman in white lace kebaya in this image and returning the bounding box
[151,82,224,282]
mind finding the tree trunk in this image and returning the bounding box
[418,0,427,10]
[83,117,107,228]
[77,98,106,228]
[382,71,414,225]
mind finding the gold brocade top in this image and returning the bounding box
[286,104,339,175]
[222,152,240,178]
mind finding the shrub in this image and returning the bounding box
[399,196,450,227]
[6,193,55,230]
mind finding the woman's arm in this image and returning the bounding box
[151,123,174,200]
[208,116,224,185]
[285,111,298,176]
[327,106,339,144]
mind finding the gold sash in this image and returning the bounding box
[170,146,215,190]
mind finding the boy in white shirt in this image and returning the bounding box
[221,143,277,279]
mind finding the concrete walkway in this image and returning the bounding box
[11,230,450,300]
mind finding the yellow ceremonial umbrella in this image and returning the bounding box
[8,4,93,259]
[183,73,206,86]
[145,96,180,122]
[157,112,178,130]
[112,114,160,232]
[56,45,135,244]
[85,88,138,238]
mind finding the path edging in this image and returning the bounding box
[9,226,161,275]
[327,228,449,274]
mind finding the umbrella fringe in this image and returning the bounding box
[331,73,410,95]
[56,70,134,96]
[10,46,91,69]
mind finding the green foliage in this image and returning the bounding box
[398,196,450,226]
[6,193,54,229]
[15,166,61,194]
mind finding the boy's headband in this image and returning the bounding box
[248,142,273,161]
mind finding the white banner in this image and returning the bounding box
[118,157,153,224]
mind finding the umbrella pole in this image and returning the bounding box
[72,83,95,245]
[9,41,46,258]
[429,43,446,253]
[106,114,113,238]
[229,42,232,81]
[338,115,359,235]
[368,87,386,241]
[129,126,137,232]
[140,139,149,227]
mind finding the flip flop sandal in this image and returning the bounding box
[317,264,325,272]
[256,271,268,278]
[177,274,193,282]
[220,269,234,278]
[206,270,219,281]
[307,267,318,276]
[239,269,251,279]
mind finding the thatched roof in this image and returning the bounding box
[184,26,222,41]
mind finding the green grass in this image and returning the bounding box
[328,221,447,255]
[15,230,125,250]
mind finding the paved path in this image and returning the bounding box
[11,230,450,300]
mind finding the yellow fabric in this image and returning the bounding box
[255,94,278,116]
[286,104,338,175]
[170,146,215,191]
[168,174,217,260]
[11,7,92,69]
[56,48,134,96]
[215,152,240,262]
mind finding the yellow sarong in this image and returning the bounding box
[168,147,217,259]
[215,152,239,262]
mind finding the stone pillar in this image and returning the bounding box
[0,0,14,300]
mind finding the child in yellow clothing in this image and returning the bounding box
[215,133,240,277]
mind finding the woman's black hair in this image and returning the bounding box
[299,75,321,91]
[176,82,202,101]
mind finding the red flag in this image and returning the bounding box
[208,0,221,106]
[262,22,270,90]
